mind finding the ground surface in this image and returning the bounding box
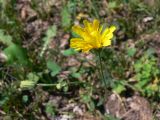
[0,0,160,120]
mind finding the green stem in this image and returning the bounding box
[37,81,88,87]
[37,83,57,87]
[97,50,108,89]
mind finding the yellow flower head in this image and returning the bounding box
[70,19,116,52]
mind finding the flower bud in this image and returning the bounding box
[20,80,36,89]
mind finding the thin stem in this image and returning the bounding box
[97,50,108,89]
[37,83,57,87]
[37,81,89,87]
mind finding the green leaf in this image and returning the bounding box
[0,96,9,106]
[45,25,57,39]
[22,95,28,103]
[63,85,69,92]
[67,0,76,13]
[40,25,57,57]
[71,31,80,38]
[104,114,120,120]
[62,48,77,56]
[20,73,39,90]
[27,73,39,82]
[3,44,29,65]
[61,6,71,28]
[134,61,142,72]
[45,102,55,117]
[71,72,81,78]
[0,29,13,46]
[97,97,104,107]
[135,79,149,89]
[123,0,129,3]
[113,81,126,94]
[88,100,95,111]
[146,48,155,56]
[47,60,61,77]
[108,1,117,9]
[127,47,136,57]
[81,95,91,103]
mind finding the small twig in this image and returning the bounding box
[119,109,134,119]
[0,109,6,115]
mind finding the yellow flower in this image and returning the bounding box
[70,19,116,52]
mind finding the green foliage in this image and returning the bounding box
[0,29,13,46]
[20,73,39,90]
[47,60,61,77]
[61,0,77,28]
[108,1,118,9]
[1,0,160,119]
[101,48,126,79]
[104,114,120,120]
[127,47,136,57]
[81,93,95,112]
[62,48,77,56]
[4,44,29,65]
[0,0,22,42]
[112,80,126,94]
[56,79,68,92]
[22,95,29,103]
[40,25,57,57]
[45,102,56,117]
[0,29,29,65]
[133,49,160,97]
[80,85,97,112]
[0,96,9,106]
[31,0,56,19]
[61,6,71,28]
[112,48,160,98]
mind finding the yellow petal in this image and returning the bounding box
[70,20,116,52]
[102,33,113,46]
[83,20,92,32]
[105,32,114,40]
[103,39,111,46]
[93,19,100,31]
[101,26,116,45]
[72,25,84,37]
[82,46,92,52]
[70,38,93,52]
[99,25,103,33]
[102,25,116,38]
[83,20,90,28]
[70,38,83,50]
[109,26,116,32]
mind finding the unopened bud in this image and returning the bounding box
[20,80,36,89]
